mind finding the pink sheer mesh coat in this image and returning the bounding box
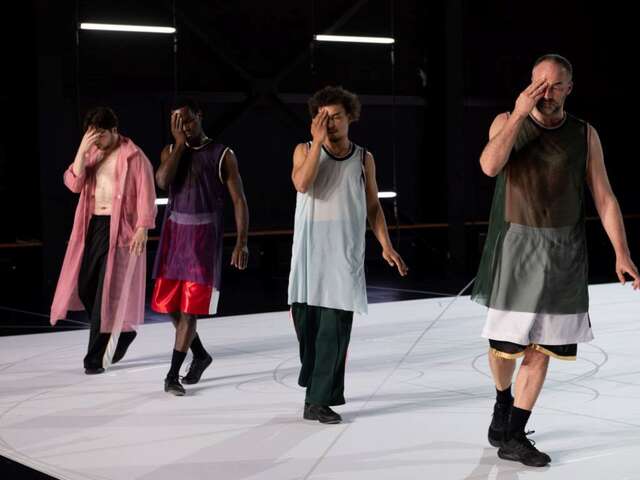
[50,136,157,333]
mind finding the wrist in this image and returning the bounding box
[381,242,394,253]
[511,110,528,121]
[615,249,631,261]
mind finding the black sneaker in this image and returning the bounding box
[498,432,551,467]
[303,404,342,424]
[182,354,213,385]
[84,366,105,375]
[488,400,512,447]
[164,376,186,396]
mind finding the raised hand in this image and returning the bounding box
[78,127,100,156]
[513,78,549,119]
[310,108,328,144]
[171,111,187,146]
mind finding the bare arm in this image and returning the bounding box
[364,152,408,276]
[72,128,100,177]
[156,143,187,190]
[291,109,328,193]
[587,125,639,289]
[64,128,101,192]
[222,149,250,270]
[479,113,524,177]
[480,78,549,177]
[156,112,188,190]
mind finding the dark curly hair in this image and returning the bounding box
[83,106,119,132]
[171,96,202,115]
[308,86,361,121]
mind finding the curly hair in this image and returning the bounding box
[83,106,118,132]
[308,86,361,121]
[171,96,202,115]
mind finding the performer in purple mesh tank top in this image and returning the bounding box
[153,97,250,396]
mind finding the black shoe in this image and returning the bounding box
[498,432,551,467]
[84,367,105,375]
[488,400,512,447]
[303,404,342,424]
[164,376,186,396]
[182,354,213,385]
[112,331,137,364]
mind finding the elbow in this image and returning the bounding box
[233,195,249,211]
[480,160,499,178]
[599,192,619,213]
[367,204,380,222]
[292,177,309,193]
[63,178,82,193]
[155,173,167,191]
[63,170,83,193]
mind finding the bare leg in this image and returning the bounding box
[169,311,180,328]
[513,347,549,410]
[488,350,517,390]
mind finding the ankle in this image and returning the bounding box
[496,385,513,405]
[508,406,532,437]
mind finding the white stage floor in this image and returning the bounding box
[1,283,640,479]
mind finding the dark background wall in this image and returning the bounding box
[1,0,638,331]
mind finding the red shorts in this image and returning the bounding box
[151,278,219,315]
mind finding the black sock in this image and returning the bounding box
[496,385,513,405]
[508,406,531,439]
[190,334,209,359]
[168,349,187,379]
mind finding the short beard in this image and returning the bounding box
[536,99,561,116]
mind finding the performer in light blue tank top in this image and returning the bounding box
[288,86,408,424]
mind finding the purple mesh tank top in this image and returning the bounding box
[153,142,228,287]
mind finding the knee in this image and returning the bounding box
[488,349,517,366]
[523,347,549,367]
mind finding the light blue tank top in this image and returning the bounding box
[288,142,368,314]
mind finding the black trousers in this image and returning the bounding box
[77,215,136,369]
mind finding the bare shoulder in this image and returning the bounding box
[488,112,510,139]
[223,147,237,161]
[587,123,602,143]
[294,142,309,155]
[363,149,375,168]
[292,142,309,164]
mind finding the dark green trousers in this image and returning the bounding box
[291,303,353,406]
